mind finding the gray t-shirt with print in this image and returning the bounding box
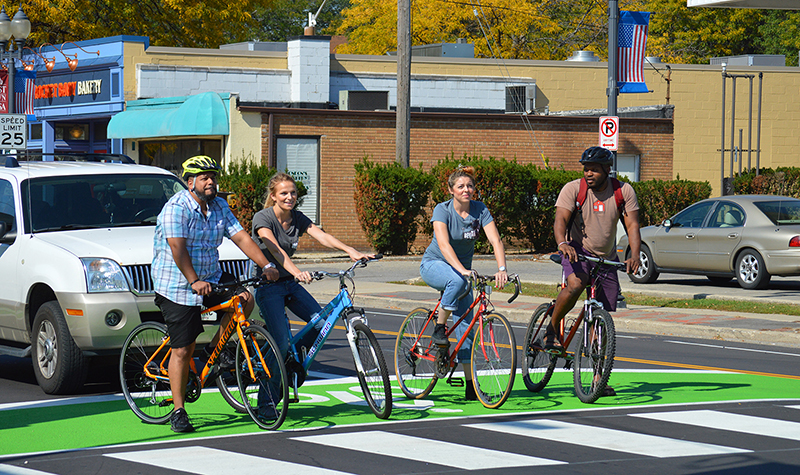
[422,199,493,269]
[251,207,312,279]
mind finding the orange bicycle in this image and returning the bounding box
[394,272,520,409]
[119,275,289,430]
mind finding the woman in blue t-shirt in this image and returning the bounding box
[252,172,373,359]
[420,166,508,400]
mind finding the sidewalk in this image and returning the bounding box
[296,253,800,349]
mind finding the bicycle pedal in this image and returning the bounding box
[447,377,465,387]
[158,399,174,407]
[563,360,573,370]
[288,397,299,404]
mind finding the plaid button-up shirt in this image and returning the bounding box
[152,190,243,306]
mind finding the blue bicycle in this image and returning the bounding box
[277,255,392,421]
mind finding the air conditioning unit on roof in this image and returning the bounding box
[505,84,537,114]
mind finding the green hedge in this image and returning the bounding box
[353,158,435,255]
[631,178,713,227]
[733,167,800,198]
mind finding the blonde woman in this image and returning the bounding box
[251,173,373,358]
[420,166,508,401]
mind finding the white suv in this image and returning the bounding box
[0,154,249,394]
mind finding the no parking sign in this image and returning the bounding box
[599,116,618,151]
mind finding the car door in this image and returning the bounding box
[0,177,24,338]
[653,200,715,270]
[696,201,744,272]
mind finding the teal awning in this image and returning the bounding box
[108,92,230,139]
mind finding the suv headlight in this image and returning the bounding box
[81,258,131,293]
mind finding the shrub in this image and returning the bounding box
[631,178,712,227]
[734,167,800,198]
[353,157,435,255]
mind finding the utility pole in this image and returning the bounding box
[607,0,619,173]
[396,0,411,167]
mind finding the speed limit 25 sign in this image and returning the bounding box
[0,114,27,150]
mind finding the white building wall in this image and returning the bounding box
[137,64,291,102]
[330,71,535,110]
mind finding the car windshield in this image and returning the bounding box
[21,174,186,232]
[753,200,800,226]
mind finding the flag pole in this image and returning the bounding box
[607,0,619,174]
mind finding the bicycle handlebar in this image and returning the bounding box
[549,252,626,270]
[470,272,522,304]
[306,254,384,282]
[206,274,274,294]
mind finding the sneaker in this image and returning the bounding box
[465,383,477,401]
[543,324,563,351]
[600,386,616,397]
[432,324,449,346]
[170,408,195,433]
[217,348,235,370]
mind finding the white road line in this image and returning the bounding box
[293,430,565,469]
[466,420,749,458]
[104,446,350,475]
[664,340,800,358]
[0,465,56,475]
[632,410,800,441]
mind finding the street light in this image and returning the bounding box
[0,6,31,114]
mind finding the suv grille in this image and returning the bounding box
[123,260,252,295]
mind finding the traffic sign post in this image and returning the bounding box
[0,114,26,150]
[599,116,619,151]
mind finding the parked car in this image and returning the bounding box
[0,154,250,394]
[617,195,800,290]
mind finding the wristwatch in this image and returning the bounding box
[498,266,506,272]
[263,263,276,273]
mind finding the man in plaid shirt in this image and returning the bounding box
[152,155,278,433]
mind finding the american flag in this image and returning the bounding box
[14,69,36,115]
[617,11,650,94]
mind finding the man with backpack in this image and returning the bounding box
[548,147,642,395]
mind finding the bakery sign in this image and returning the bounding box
[34,70,110,106]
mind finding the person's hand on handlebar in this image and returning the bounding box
[494,269,508,289]
[557,241,578,263]
[190,279,212,296]
[294,270,314,284]
[348,249,376,262]
[624,254,641,275]
[261,263,280,282]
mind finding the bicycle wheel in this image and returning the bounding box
[352,321,392,419]
[522,303,557,393]
[216,336,246,413]
[236,325,289,430]
[394,307,438,399]
[471,313,516,409]
[119,322,174,424]
[573,307,616,403]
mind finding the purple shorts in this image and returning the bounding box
[561,248,621,312]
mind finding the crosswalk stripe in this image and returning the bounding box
[632,410,800,442]
[293,430,565,469]
[104,447,350,475]
[466,420,750,458]
[0,465,56,475]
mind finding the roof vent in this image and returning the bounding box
[566,50,600,62]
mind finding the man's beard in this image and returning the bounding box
[193,184,217,202]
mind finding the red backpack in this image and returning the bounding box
[566,177,626,240]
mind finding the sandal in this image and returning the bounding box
[543,324,563,351]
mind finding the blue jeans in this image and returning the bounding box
[255,279,322,360]
[420,259,474,363]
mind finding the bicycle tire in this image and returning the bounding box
[352,321,392,419]
[522,303,557,393]
[471,312,516,409]
[236,325,289,430]
[394,307,438,399]
[216,320,268,413]
[119,322,174,424]
[573,307,616,403]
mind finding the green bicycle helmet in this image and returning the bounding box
[182,155,221,179]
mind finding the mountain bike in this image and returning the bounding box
[523,253,625,403]
[395,272,521,409]
[119,275,289,430]
[283,255,392,419]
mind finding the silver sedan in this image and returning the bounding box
[617,195,800,289]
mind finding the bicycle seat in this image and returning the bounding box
[550,254,562,264]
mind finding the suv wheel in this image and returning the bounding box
[31,301,89,394]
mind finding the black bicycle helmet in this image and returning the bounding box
[579,146,614,165]
[181,155,221,179]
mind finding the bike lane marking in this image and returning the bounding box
[1,370,799,458]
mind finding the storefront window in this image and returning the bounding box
[276,136,319,223]
[139,140,222,175]
[55,124,89,141]
[30,124,42,140]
